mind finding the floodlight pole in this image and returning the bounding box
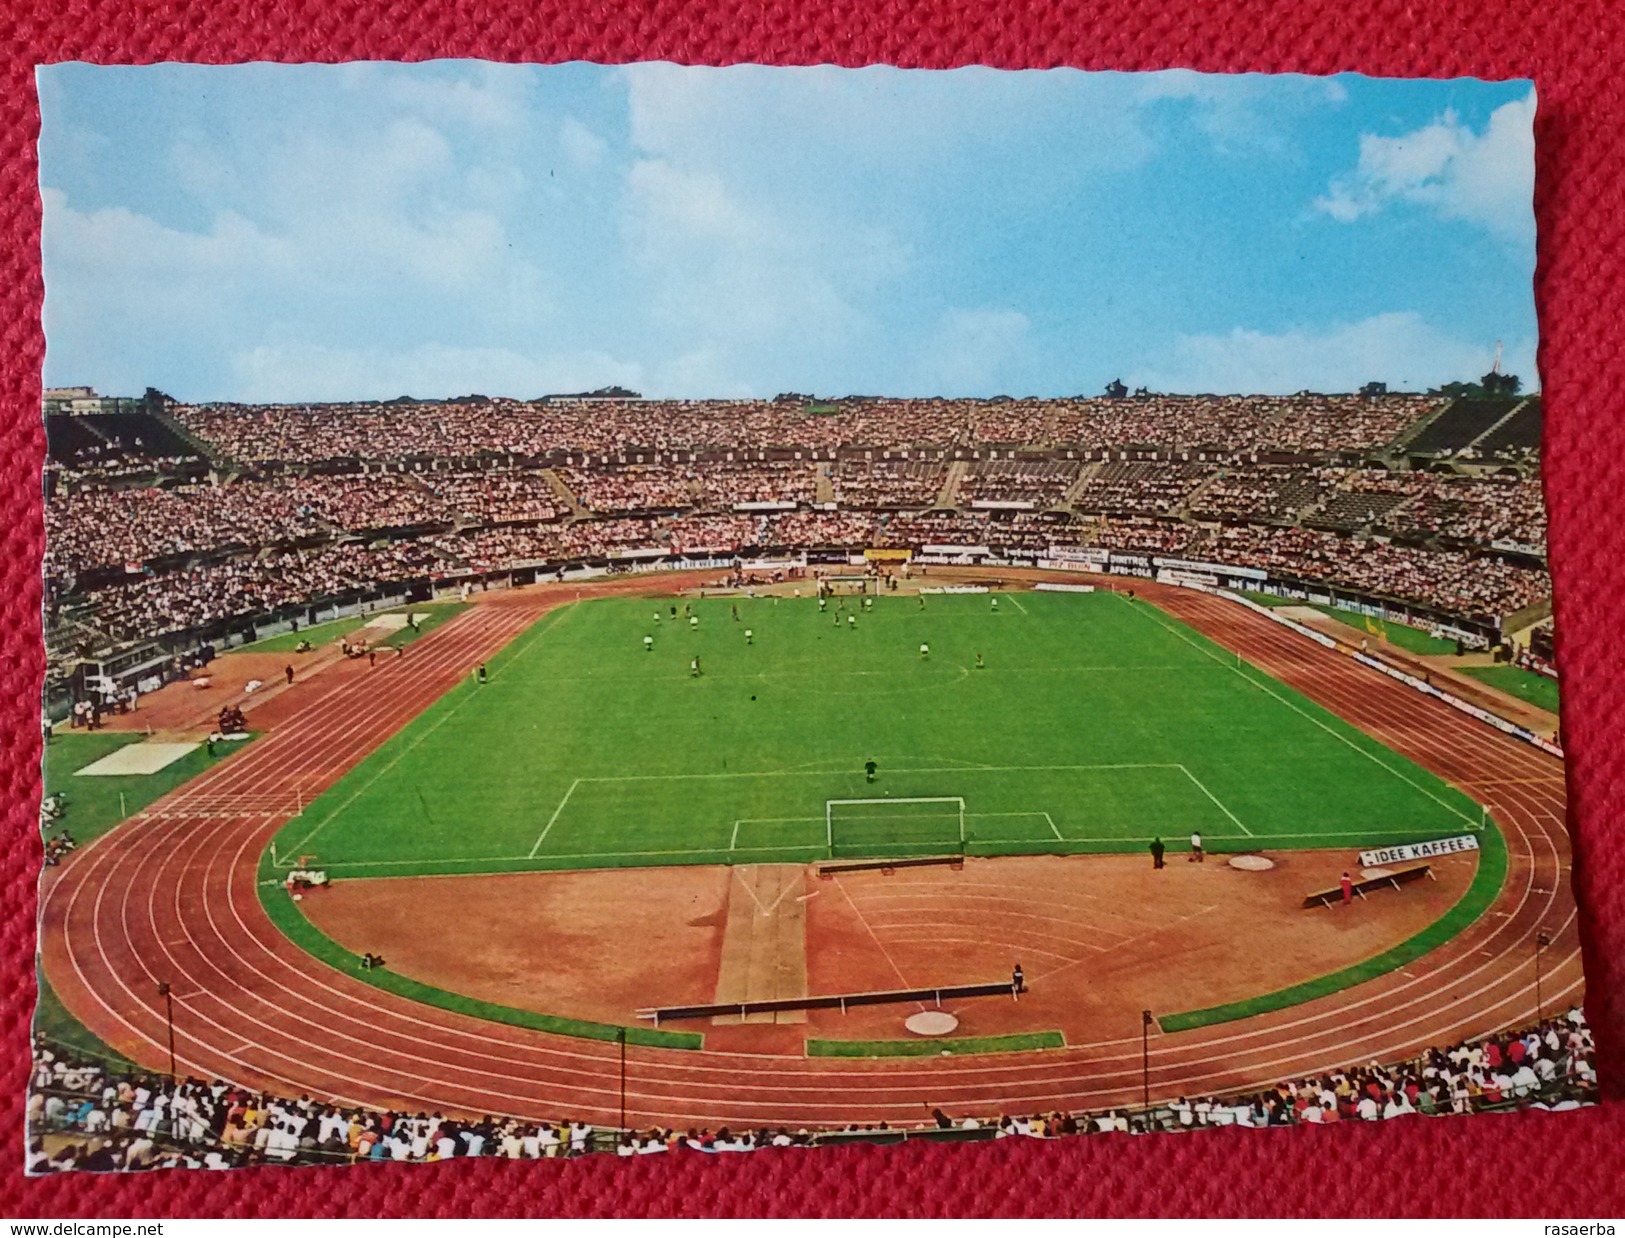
[1535,931,1551,1022]
[1141,1009,1153,1111]
[156,981,177,1083]
[618,1027,628,1136]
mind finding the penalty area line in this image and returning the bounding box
[528,778,581,857]
[1177,764,1254,837]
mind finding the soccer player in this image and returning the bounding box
[690,615,699,630]
[732,604,739,622]
[975,652,984,669]
[991,597,999,612]
[477,663,488,684]
[920,642,930,659]
[690,657,701,678]
[654,612,661,623]
[865,759,877,783]
[745,629,754,645]
[819,597,827,612]
[847,614,856,629]
[1189,830,1203,862]
[863,596,873,610]
[644,635,654,653]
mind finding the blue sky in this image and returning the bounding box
[36,62,1537,401]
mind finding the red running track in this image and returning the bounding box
[37,576,1584,1128]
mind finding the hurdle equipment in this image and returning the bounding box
[637,976,1026,1025]
[814,853,964,878]
[1302,863,1433,908]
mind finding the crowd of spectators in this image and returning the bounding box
[697,461,818,507]
[831,459,944,507]
[48,395,1555,649]
[1070,461,1209,516]
[1184,524,1549,619]
[957,459,1080,506]
[421,470,567,525]
[558,466,698,513]
[1188,464,1327,523]
[172,394,1448,463]
[1380,474,1547,549]
[27,1007,1593,1173]
[46,483,325,577]
[81,541,458,644]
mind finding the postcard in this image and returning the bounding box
[29,61,1589,1173]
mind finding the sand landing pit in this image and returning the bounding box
[73,740,198,776]
[712,865,808,1024]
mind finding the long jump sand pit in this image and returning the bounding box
[298,847,1475,1055]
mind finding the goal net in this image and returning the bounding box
[821,575,873,596]
[825,796,966,859]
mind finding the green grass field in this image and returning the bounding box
[265,590,1485,880]
[245,601,465,653]
[1308,605,1459,655]
[1460,663,1560,714]
[44,730,254,847]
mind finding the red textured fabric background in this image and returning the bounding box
[2,0,1622,1218]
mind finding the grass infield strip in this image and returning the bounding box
[1159,820,1509,1033]
[1460,664,1560,715]
[1308,605,1458,656]
[807,1031,1065,1058]
[254,877,703,1051]
[34,967,137,1071]
[245,602,466,653]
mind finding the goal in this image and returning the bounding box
[824,796,967,859]
[821,574,874,596]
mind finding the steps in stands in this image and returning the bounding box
[813,462,836,504]
[1388,397,1453,452]
[539,467,588,517]
[1062,461,1103,504]
[1463,398,1533,458]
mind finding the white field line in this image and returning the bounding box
[1124,595,1478,827]
[274,605,578,862]
[972,810,1062,840]
[1177,764,1254,837]
[573,762,1182,784]
[1005,594,1029,615]
[528,778,582,857]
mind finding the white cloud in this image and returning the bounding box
[1131,311,1533,394]
[1138,69,1348,153]
[907,308,1032,396]
[230,342,642,403]
[559,117,607,168]
[1315,93,1535,239]
[618,155,904,394]
[342,61,529,131]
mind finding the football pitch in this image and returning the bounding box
[267,590,1485,878]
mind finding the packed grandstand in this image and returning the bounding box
[42,389,1550,711]
[26,1007,1596,1171]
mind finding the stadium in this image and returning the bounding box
[31,386,1592,1169]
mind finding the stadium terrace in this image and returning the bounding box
[42,390,1548,719]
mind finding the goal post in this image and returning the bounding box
[821,574,874,596]
[824,796,966,859]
